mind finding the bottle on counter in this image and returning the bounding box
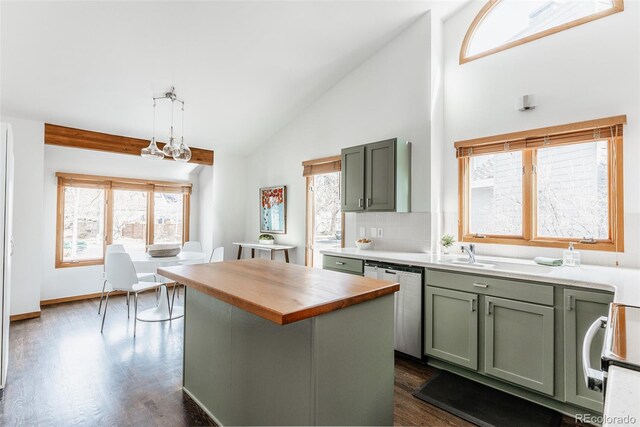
[562,242,581,267]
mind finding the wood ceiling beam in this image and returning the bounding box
[44,123,214,166]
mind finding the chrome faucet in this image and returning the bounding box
[461,244,476,264]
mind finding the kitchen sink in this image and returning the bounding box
[439,258,553,274]
[440,259,496,269]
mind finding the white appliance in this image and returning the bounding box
[583,303,640,394]
[0,123,14,392]
[365,262,423,358]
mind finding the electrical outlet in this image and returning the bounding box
[377,228,383,238]
[359,227,366,238]
[370,227,377,237]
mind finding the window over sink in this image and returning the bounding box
[457,116,625,252]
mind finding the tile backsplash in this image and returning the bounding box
[354,212,430,252]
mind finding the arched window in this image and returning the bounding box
[460,0,624,64]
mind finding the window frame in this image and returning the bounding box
[457,116,625,252]
[302,156,344,267]
[460,0,624,64]
[55,173,192,268]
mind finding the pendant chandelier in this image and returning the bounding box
[141,87,192,162]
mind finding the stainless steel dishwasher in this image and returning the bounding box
[365,262,423,358]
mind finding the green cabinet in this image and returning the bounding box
[341,138,410,213]
[340,145,365,212]
[563,289,613,412]
[365,139,395,211]
[322,255,364,276]
[484,296,555,395]
[425,287,478,370]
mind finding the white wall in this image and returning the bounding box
[442,1,640,267]
[41,145,201,301]
[244,13,433,264]
[1,117,44,316]
[209,152,247,261]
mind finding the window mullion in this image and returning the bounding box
[105,188,113,253]
[522,150,534,241]
[183,193,190,244]
[148,191,155,246]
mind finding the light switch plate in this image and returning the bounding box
[377,228,383,238]
[359,227,366,238]
[370,227,377,237]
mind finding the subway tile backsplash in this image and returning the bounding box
[355,212,430,252]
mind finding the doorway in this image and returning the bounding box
[303,155,344,268]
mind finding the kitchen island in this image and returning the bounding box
[159,258,399,426]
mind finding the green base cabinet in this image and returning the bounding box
[563,289,613,412]
[425,287,478,370]
[484,296,555,396]
[424,268,614,419]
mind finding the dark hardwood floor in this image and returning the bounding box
[0,294,584,426]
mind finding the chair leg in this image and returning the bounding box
[101,291,112,333]
[167,285,173,319]
[98,280,107,314]
[127,292,130,318]
[134,293,138,337]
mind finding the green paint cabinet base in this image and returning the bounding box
[184,288,395,426]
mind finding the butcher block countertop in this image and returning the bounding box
[158,258,399,325]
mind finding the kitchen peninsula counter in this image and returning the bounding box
[159,259,399,426]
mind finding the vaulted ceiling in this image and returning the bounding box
[1,1,451,155]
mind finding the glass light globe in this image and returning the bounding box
[162,138,177,157]
[173,139,192,162]
[141,138,165,159]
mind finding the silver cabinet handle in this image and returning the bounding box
[566,294,574,311]
[582,316,607,391]
[358,198,364,208]
[486,300,492,315]
[470,298,476,312]
[335,261,346,265]
[367,198,372,207]
[473,282,488,288]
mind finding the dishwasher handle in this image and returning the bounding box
[582,316,607,392]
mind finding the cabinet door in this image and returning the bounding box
[341,146,365,212]
[365,139,395,211]
[564,289,612,412]
[484,296,554,395]
[425,287,478,369]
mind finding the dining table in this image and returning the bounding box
[129,250,208,322]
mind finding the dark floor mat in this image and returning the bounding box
[412,370,562,427]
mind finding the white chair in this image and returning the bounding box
[183,241,203,252]
[101,252,166,336]
[98,244,158,315]
[210,246,224,263]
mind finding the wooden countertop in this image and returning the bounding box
[158,259,399,325]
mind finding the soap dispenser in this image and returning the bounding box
[562,242,581,267]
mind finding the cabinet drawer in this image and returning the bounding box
[323,255,364,275]
[426,269,553,306]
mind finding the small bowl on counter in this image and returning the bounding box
[355,240,373,250]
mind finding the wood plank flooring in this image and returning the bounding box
[0,294,585,426]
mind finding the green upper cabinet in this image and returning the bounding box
[341,145,366,212]
[484,296,555,396]
[341,138,410,213]
[563,289,613,412]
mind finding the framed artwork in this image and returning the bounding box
[260,186,286,234]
